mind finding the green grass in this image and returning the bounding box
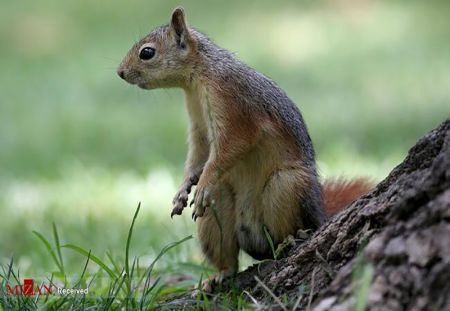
[0,203,254,310]
[0,204,210,310]
[0,0,449,307]
[353,252,375,311]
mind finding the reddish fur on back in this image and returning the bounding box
[322,178,373,217]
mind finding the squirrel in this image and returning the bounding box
[117,7,372,292]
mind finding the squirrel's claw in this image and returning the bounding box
[191,210,198,222]
[170,205,184,218]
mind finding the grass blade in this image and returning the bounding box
[255,276,287,311]
[52,223,65,275]
[106,250,122,276]
[263,226,277,260]
[61,244,117,279]
[125,202,141,310]
[138,235,193,308]
[126,203,141,280]
[32,231,63,274]
[355,264,374,311]
[139,235,193,287]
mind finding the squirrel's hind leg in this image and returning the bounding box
[260,167,324,242]
[196,183,238,293]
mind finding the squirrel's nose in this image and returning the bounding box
[117,70,125,80]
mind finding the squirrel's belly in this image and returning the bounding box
[229,135,284,188]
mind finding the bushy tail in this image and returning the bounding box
[322,178,373,217]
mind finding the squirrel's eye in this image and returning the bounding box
[139,47,155,60]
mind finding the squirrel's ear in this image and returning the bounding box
[169,7,192,49]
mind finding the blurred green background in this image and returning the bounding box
[0,0,449,278]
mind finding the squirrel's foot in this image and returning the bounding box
[191,271,231,298]
[201,274,220,293]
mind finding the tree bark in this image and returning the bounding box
[168,118,450,310]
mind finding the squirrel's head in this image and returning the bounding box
[117,7,198,89]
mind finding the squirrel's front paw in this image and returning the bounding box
[171,176,198,218]
[191,184,215,220]
[171,188,189,218]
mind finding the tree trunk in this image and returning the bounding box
[169,118,450,310]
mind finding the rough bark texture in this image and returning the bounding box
[168,118,450,310]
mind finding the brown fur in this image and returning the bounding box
[322,178,373,217]
[117,7,370,291]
